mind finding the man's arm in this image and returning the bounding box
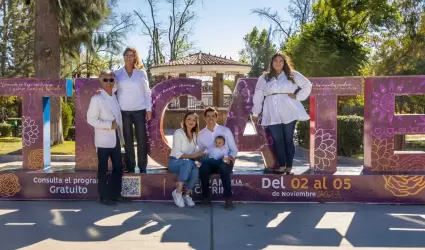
[197,132,206,151]
[87,97,113,129]
[225,128,238,158]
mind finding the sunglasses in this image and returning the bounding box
[102,78,115,82]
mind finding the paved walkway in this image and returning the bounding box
[1,201,425,249]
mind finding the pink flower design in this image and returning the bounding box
[314,129,336,171]
[22,116,39,147]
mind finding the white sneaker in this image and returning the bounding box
[172,189,185,208]
[183,195,195,207]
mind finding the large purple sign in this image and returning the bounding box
[0,78,72,170]
[3,75,425,173]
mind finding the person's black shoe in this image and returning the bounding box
[124,169,135,173]
[224,198,234,210]
[200,197,211,206]
[100,199,116,206]
[111,196,130,202]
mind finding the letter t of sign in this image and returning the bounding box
[0,78,72,170]
[309,77,362,174]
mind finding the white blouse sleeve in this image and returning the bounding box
[251,75,266,117]
[293,71,312,101]
[140,70,152,112]
[171,130,184,159]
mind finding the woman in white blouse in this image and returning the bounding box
[251,52,312,175]
[114,48,152,174]
[169,112,205,208]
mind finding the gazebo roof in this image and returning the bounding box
[151,52,248,68]
[149,52,251,76]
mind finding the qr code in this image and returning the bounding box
[121,176,141,198]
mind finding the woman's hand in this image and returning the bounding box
[288,93,297,99]
[251,114,258,123]
[192,151,205,159]
[146,111,152,121]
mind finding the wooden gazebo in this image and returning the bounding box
[150,52,251,108]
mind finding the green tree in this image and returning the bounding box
[370,0,425,114]
[239,27,277,77]
[33,0,111,145]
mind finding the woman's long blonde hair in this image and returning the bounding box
[123,47,144,69]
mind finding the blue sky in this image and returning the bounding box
[117,0,291,61]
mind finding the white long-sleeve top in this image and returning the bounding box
[197,124,238,158]
[251,71,312,126]
[169,129,199,159]
[113,67,152,112]
[205,146,229,160]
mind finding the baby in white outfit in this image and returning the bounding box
[205,136,229,162]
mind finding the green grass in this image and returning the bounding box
[0,137,75,155]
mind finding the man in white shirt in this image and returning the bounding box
[198,107,238,210]
[87,71,125,206]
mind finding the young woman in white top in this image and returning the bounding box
[251,52,312,175]
[169,112,205,208]
[114,48,152,173]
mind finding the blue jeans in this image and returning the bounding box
[266,121,297,167]
[168,157,199,190]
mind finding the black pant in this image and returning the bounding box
[266,121,297,167]
[199,158,234,198]
[122,109,148,172]
[97,133,123,201]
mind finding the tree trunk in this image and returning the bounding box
[1,0,9,77]
[35,0,63,145]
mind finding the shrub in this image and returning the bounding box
[0,124,12,137]
[66,126,75,141]
[61,100,73,140]
[6,118,22,126]
[296,115,364,157]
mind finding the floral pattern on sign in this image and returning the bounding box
[314,129,336,171]
[28,149,43,169]
[22,116,39,147]
[396,156,425,171]
[371,81,405,124]
[383,175,425,197]
[0,174,21,197]
[371,137,399,171]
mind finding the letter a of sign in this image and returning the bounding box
[225,78,277,170]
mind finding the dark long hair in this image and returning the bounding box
[265,52,295,84]
[181,111,199,141]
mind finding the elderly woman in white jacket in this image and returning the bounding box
[169,111,205,208]
[251,52,312,175]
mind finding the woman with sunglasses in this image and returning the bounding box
[113,47,152,173]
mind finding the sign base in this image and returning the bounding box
[1,170,425,204]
